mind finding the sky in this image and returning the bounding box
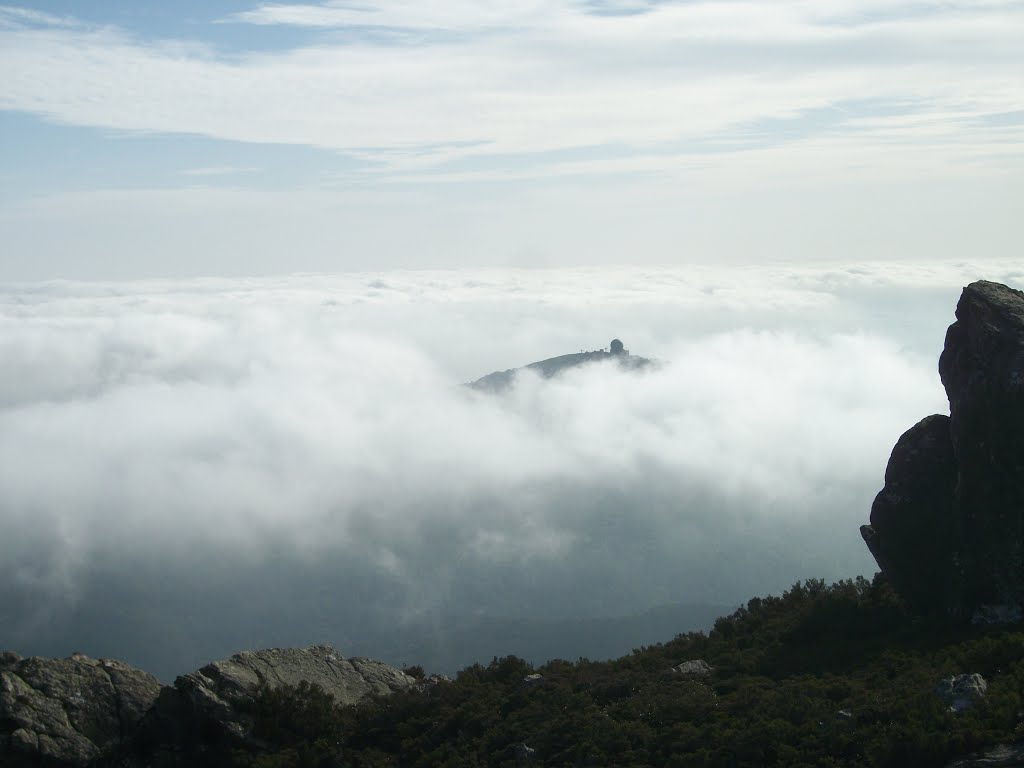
[1,2,1023,678]
[1,0,1023,278]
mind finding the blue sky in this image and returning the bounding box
[1,0,1022,279]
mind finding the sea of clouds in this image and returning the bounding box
[2,261,1021,678]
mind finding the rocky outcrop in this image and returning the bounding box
[862,280,1024,618]
[861,414,957,614]
[0,650,160,767]
[115,645,415,764]
[172,644,414,724]
[940,282,1024,613]
[936,673,988,713]
[664,660,714,677]
[946,742,1024,767]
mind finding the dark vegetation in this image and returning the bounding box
[224,576,1024,767]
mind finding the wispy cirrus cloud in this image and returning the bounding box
[1,1,1021,280]
[180,165,260,176]
[223,0,542,31]
[0,4,79,29]
[0,0,1021,178]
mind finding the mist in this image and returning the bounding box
[2,261,1021,679]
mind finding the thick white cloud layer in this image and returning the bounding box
[2,261,1021,675]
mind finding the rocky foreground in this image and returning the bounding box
[7,594,1024,768]
[0,650,160,766]
[1,645,416,767]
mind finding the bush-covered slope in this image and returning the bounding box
[210,576,1024,768]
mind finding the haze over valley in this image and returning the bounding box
[2,262,1020,679]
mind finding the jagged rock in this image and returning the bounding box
[521,673,545,688]
[946,742,1024,767]
[514,742,537,764]
[167,644,411,732]
[418,673,452,694]
[178,644,413,711]
[114,645,414,765]
[936,673,988,713]
[863,280,1024,617]
[664,660,714,677]
[0,650,160,767]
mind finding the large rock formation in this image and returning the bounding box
[113,645,415,765]
[862,280,1024,618]
[0,650,161,767]
[163,644,415,734]
[1,645,416,767]
[861,414,957,614]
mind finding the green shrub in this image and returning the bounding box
[229,577,1024,767]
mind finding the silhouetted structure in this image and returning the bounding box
[469,338,652,392]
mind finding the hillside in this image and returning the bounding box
[116,577,1024,767]
[353,603,732,677]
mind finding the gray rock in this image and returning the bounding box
[863,280,1024,617]
[418,673,452,693]
[946,742,1024,767]
[514,742,536,764]
[665,660,713,677]
[178,644,413,710]
[936,673,988,713]
[861,414,957,614]
[972,604,1024,625]
[940,281,1024,614]
[522,673,545,688]
[0,651,161,768]
[122,644,415,762]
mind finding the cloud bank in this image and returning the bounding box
[2,261,1021,677]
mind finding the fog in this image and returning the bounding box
[2,262,1021,679]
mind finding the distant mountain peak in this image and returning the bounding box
[469,339,652,392]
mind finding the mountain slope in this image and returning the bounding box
[154,576,1024,768]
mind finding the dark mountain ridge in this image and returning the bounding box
[469,338,654,392]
